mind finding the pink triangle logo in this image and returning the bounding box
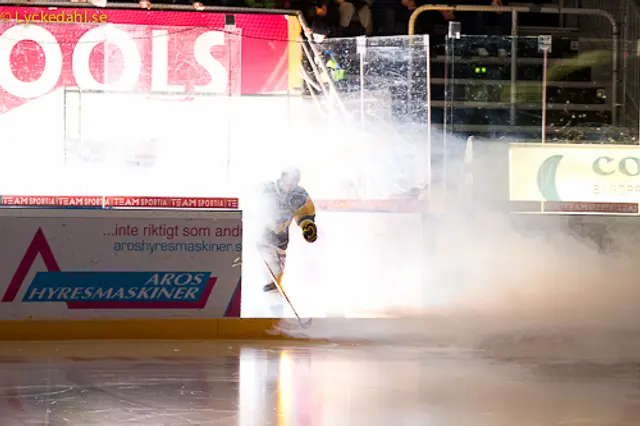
[2,228,60,303]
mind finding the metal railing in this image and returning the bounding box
[408,4,620,125]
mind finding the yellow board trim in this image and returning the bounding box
[0,319,309,341]
[287,15,302,92]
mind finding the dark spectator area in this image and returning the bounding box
[124,0,560,40]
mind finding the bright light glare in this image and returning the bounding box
[0,88,434,319]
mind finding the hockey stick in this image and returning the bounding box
[259,246,313,329]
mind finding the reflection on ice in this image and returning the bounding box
[0,340,638,425]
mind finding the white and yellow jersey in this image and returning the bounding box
[260,181,316,250]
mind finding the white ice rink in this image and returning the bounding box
[0,339,639,425]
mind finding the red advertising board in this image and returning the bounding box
[0,5,290,113]
[0,195,239,209]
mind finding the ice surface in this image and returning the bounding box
[0,340,638,425]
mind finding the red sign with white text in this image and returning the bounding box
[0,6,290,113]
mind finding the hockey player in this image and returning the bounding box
[258,167,317,296]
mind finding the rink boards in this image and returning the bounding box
[0,318,284,341]
[0,200,432,341]
[0,204,250,340]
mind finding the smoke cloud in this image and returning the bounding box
[273,127,640,362]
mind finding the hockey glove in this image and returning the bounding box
[300,219,317,243]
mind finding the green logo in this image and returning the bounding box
[592,156,640,176]
[535,153,640,202]
[536,154,563,201]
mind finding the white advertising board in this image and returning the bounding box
[509,143,640,214]
[0,209,242,320]
[510,143,640,203]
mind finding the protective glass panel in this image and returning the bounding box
[443,34,620,139]
[63,26,243,198]
[442,34,547,142]
[440,35,627,211]
[313,35,432,201]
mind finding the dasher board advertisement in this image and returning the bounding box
[509,143,640,214]
[0,209,242,320]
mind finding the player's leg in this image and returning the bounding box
[258,244,287,317]
[261,246,286,292]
